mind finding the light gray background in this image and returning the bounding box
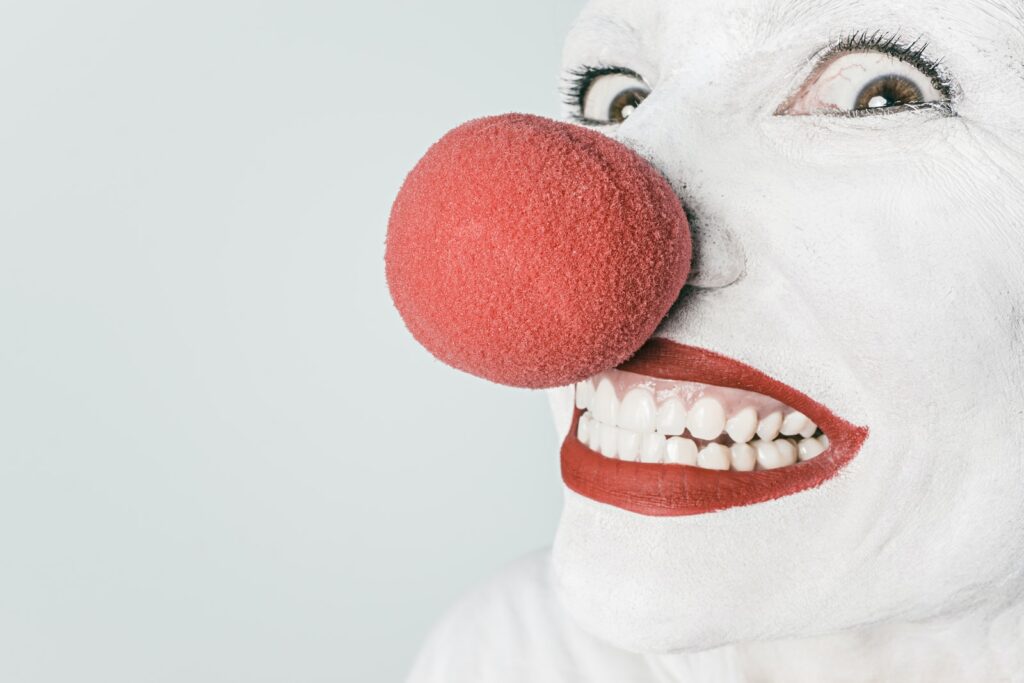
[0,1,584,680]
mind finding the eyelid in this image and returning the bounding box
[815,30,950,94]
[835,32,939,71]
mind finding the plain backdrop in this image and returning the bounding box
[0,1,585,680]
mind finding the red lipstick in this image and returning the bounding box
[560,337,869,516]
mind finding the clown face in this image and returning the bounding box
[545,0,1024,654]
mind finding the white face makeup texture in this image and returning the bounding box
[548,0,1024,655]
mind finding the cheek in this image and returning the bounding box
[547,386,575,441]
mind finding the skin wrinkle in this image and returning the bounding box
[972,0,1024,43]
[766,0,871,30]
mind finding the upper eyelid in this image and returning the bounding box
[814,31,950,92]
[565,66,643,101]
[561,65,648,113]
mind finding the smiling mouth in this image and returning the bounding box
[560,338,869,516]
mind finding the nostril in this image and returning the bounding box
[385,113,691,389]
[683,209,747,290]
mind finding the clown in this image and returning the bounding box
[387,0,1024,680]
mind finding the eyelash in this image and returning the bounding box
[562,30,952,121]
[827,30,951,96]
[560,65,644,125]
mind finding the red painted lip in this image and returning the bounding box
[560,337,869,516]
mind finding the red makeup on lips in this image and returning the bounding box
[561,338,869,516]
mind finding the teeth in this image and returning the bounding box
[617,428,642,461]
[780,411,810,437]
[575,380,594,411]
[754,439,787,470]
[641,432,667,463]
[775,439,798,466]
[656,397,687,436]
[593,378,619,426]
[698,443,731,471]
[599,422,619,459]
[687,397,726,440]
[587,420,602,451]
[577,414,592,444]
[756,411,783,441]
[666,437,699,466]
[619,387,656,433]
[725,406,758,444]
[730,443,757,472]
[576,368,829,474]
[798,437,826,461]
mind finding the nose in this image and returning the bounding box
[385,114,691,389]
[684,210,746,289]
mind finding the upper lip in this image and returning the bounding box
[560,337,869,516]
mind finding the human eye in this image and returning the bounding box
[564,66,651,125]
[777,32,953,117]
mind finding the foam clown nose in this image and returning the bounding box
[385,114,691,389]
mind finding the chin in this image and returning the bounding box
[551,477,1023,655]
[547,334,1024,655]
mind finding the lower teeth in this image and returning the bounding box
[577,411,829,470]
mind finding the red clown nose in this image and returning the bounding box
[385,114,691,389]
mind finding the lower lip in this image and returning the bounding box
[560,338,869,516]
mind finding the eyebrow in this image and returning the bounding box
[765,0,866,31]
[771,0,1023,29]
[571,15,643,45]
[563,14,649,74]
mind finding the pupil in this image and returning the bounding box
[609,88,648,123]
[854,75,924,111]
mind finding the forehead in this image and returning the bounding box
[568,0,1024,74]
[574,0,1021,31]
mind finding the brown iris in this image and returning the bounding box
[608,88,648,123]
[854,74,924,110]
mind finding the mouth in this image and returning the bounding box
[560,338,868,516]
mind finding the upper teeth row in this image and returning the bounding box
[575,378,819,443]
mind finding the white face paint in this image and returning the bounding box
[548,0,1024,653]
